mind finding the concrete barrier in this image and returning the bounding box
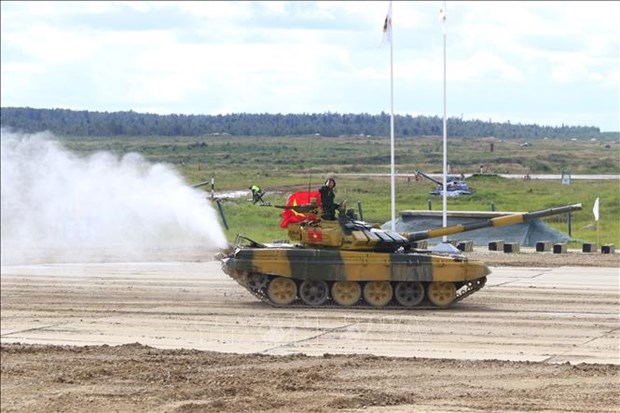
[536,241,552,252]
[582,243,597,253]
[553,243,568,254]
[602,244,615,254]
[489,240,504,251]
[457,240,474,252]
[503,242,520,253]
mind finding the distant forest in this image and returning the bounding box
[0,107,609,139]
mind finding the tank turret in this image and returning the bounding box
[285,213,409,252]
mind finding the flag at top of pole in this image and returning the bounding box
[439,6,446,34]
[382,2,393,45]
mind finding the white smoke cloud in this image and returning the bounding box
[1,129,228,264]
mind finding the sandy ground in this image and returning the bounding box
[1,248,619,413]
[2,343,618,413]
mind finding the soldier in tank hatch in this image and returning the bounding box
[319,178,337,220]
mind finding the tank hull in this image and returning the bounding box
[221,246,489,308]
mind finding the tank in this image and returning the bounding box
[217,198,582,308]
[416,170,474,197]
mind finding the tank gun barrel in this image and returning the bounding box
[192,181,210,189]
[416,170,443,187]
[405,203,583,242]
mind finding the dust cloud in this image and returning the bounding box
[1,129,228,265]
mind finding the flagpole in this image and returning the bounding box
[389,3,396,232]
[441,1,448,239]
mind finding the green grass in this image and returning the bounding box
[60,135,620,178]
[57,135,620,247]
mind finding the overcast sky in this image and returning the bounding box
[1,1,619,131]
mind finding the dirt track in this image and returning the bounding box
[2,343,618,413]
[1,250,619,412]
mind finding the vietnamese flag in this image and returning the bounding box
[280,191,322,228]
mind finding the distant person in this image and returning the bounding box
[319,178,338,220]
[249,185,266,205]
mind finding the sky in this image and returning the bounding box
[1,1,619,131]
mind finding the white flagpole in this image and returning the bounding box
[389,3,396,232]
[441,1,448,239]
[382,1,395,232]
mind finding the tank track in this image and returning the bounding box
[222,262,486,309]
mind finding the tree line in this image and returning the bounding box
[0,107,604,139]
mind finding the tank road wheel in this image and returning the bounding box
[247,273,269,291]
[427,282,456,307]
[394,281,425,307]
[299,280,329,306]
[331,281,362,306]
[267,277,297,305]
[363,281,393,307]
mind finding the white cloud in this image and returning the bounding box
[8,25,97,64]
[1,1,618,130]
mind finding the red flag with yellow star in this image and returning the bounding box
[280,191,322,228]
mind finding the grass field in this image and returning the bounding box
[60,135,620,247]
